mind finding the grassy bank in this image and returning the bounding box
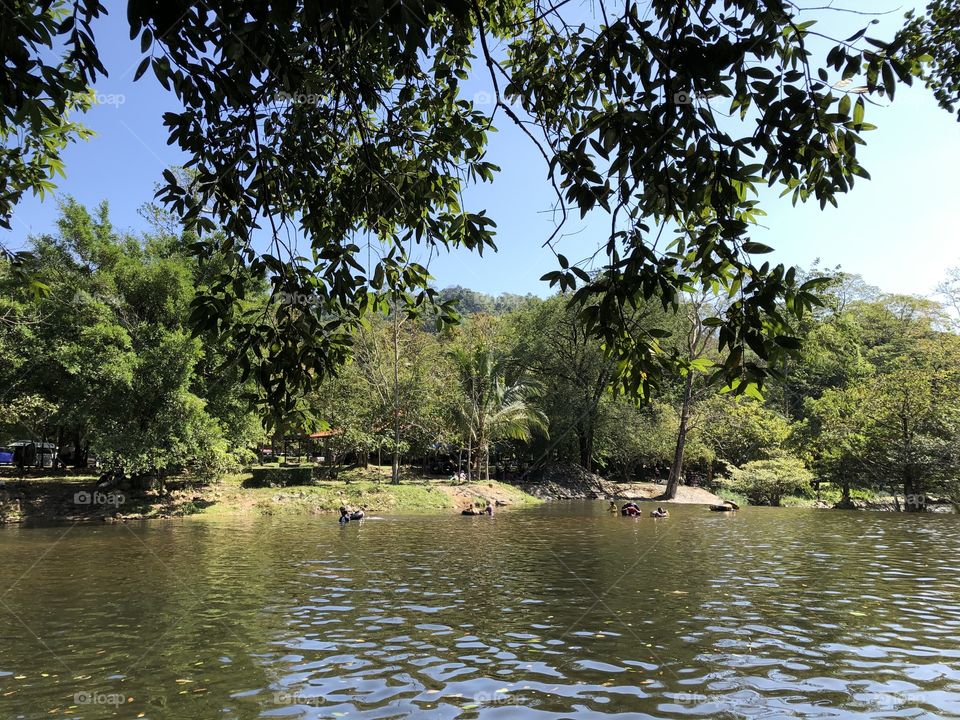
[0,466,541,523]
[199,471,540,519]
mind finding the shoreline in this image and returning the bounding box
[0,472,543,525]
[4,469,953,525]
[520,462,727,505]
[521,478,726,505]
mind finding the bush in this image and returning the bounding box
[715,488,750,507]
[248,466,314,487]
[231,447,258,469]
[725,456,814,506]
[780,495,816,508]
[261,455,279,464]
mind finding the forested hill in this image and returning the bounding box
[437,286,540,316]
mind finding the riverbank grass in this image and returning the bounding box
[194,470,541,519]
[0,469,540,523]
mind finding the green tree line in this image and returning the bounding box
[4,201,960,511]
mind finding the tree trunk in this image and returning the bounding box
[391,307,401,485]
[664,371,694,500]
[833,479,852,508]
[578,419,593,471]
[73,428,85,468]
[466,438,472,482]
[56,426,65,469]
[472,417,485,480]
[903,472,926,512]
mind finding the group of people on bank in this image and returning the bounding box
[611,500,669,518]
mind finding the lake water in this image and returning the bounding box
[2,502,960,719]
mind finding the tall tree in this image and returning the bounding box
[513,295,616,471]
[803,297,960,510]
[663,293,721,500]
[450,345,546,481]
[2,199,254,487]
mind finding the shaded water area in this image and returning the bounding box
[2,502,960,719]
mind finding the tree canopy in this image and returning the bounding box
[2,1,957,411]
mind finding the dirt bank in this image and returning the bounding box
[521,462,724,505]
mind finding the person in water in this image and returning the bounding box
[339,506,365,523]
[461,505,483,515]
[608,500,619,513]
[485,500,494,516]
[651,506,669,518]
[621,501,640,517]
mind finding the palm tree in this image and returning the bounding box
[450,346,547,481]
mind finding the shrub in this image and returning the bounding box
[715,488,750,507]
[725,456,814,506]
[261,455,279,464]
[231,447,259,469]
[780,495,816,508]
[248,466,313,487]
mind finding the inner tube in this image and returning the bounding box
[340,510,365,523]
[709,504,735,512]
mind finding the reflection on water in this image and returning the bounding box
[1,502,960,718]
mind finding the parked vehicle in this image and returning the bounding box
[9,441,58,468]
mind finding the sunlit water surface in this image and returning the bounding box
[2,502,960,719]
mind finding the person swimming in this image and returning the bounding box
[621,501,640,517]
[651,506,669,518]
[461,505,483,516]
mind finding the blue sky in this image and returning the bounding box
[3,1,957,299]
